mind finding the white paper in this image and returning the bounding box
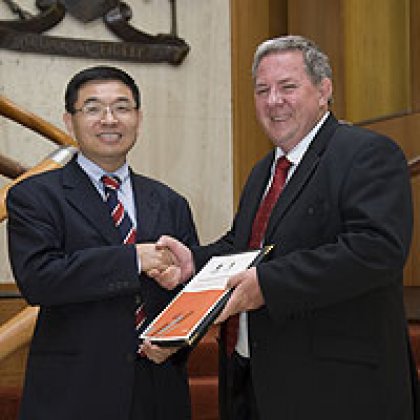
[183,250,260,292]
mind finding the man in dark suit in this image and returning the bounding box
[6,66,198,420]
[155,35,418,419]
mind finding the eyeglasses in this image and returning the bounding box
[74,101,137,119]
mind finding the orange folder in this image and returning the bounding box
[140,246,273,347]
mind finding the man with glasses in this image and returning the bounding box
[6,65,198,420]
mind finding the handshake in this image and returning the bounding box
[135,235,195,290]
[136,236,266,327]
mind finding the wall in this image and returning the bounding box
[287,0,410,122]
[0,0,233,283]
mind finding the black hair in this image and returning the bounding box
[65,65,141,114]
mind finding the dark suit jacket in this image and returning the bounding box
[194,114,417,420]
[6,158,198,420]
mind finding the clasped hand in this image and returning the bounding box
[135,243,178,290]
[136,236,195,290]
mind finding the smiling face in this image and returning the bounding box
[254,50,332,153]
[63,79,141,172]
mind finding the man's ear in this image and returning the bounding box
[63,112,75,138]
[318,78,333,107]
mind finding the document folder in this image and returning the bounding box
[140,246,273,347]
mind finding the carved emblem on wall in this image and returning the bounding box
[0,0,190,65]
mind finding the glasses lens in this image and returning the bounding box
[79,101,135,118]
[82,102,103,117]
[111,102,133,116]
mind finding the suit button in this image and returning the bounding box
[126,353,135,363]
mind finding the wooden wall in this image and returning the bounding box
[230,0,420,285]
[230,0,287,205]
[288,0,410,121]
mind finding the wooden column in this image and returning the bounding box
[230,0,287,205]
[287,0,346,117]
[410,0,420,112]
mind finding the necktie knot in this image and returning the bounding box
[101,174,121,191]
[275,155,291,174]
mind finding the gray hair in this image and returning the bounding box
[252,35,332,87]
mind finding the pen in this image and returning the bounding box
[148,312,180,336]
[153,311,193,337]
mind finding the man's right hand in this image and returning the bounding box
[136,243,174,274]
[147,235,195,288]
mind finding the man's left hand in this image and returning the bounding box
[138,340,180,364]
[215,267,264,323]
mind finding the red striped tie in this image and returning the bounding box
[101,175,146,334]
[101,175,137,244]
[225,156,291,356]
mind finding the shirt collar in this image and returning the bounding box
[76,153,130,188]
[275,111,330,165]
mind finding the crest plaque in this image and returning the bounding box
[0,0,190,65]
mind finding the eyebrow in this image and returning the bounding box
[256,76,297,85]
[82,96,131,104]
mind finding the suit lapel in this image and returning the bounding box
[62,159,122,245]
[264,114,339,241]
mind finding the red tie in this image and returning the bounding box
[101,175,137,244]
[225,156,291,356]
[101,175,146,335]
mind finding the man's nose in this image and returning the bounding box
[100,106,118,122]
[267,88,283,105]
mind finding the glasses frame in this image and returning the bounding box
[73,100,138,120]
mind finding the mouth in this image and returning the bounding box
[270,115,289,122]
[97,133,122,142]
